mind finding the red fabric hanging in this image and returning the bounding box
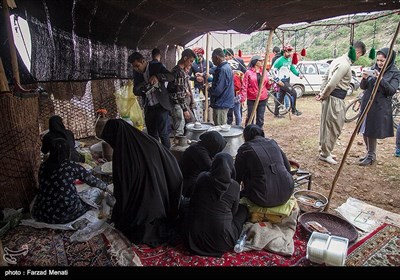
[301,48,306,57]
[292,52,299,65]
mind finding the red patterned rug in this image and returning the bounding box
[2,226,123,266]
[131,225,312,266]
[345,223,400,266]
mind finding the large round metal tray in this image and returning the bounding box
[298,212,358,244]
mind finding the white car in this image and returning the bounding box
[288,60,360,97]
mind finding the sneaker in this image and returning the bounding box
[274,115,284,119]
[319,155,338,165]
[395,148,400,157]
[292,110,302,116]
[320,152,337,160]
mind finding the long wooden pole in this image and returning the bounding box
[2,0,20,85]
[204,32,210,122]
[0,57,10,92]
[325,21,400,211]
[248,30,274,125]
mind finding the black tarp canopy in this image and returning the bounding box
[3,0,400,82]
[11,0,400,49]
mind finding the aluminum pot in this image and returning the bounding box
[170,135,190,162]
[219,125,244,158]
[185,123,244,158]
[185,122,214,141]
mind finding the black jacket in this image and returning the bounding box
[359,48,400,139]
[235,136,294,207]
[133,62,174,111]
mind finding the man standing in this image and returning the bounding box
[225,48,246,126]
[189,47,214,96]
[316,41,366,164]
[272,44,303,117]
[225,48,247,74]
[271,46,282,66]
[150,48,162,63]
[168,49,197,137]
[209,48,234,126]
[128,52,174,148]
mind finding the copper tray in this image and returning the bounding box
[298,212,358,244]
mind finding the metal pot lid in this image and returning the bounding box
[186,122,213,131]
[208,125,244,137]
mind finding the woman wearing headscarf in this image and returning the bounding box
[240,55,271,127]
[41,115,85,163]
[32,138,107,224]
[358,48,400,166]
[179,131,227,198]
[235,125,294,207]
[100,119,183,247]
[185,153,248,257]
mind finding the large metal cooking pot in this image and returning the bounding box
[170,135,190,162]
[185,122,244,157]
[185,122,214,141]
[219,125,244,157]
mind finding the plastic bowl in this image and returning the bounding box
[294,190,328,213]
[220,124,231,132]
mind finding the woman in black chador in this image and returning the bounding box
[235,125,294,207]
[32,138,107,224]
[101,119,182,247]
[41,115,85,163]
[179,131,227,198]
[185,153,248,257]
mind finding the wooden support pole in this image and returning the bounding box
[248,30,274,125]
[0,57,10,92]
[2,0,20,85]
[204,32,210,123]
[325,21,400,211]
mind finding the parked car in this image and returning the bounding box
[288,60,360,97]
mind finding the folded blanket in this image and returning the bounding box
[242,206,299,256]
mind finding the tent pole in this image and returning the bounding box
[325,21,400,211]
[2,0,20,85]
[204,32,210,122]
[248,30,274,125]
[0,57,10,92]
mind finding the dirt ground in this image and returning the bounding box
[83,92,400,216]
[264,93,400,215]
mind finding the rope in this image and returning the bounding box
[350,23,354,46]
[185,34,205,48]
[372,20,377,47]
[209,33,247,70]
[276,10,399,32]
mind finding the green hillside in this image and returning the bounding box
[237,12,400,67]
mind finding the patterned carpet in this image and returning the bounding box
[1,225,133,266]
[346,223,400,266]
[6,223,398,266]
[131,225,313,266]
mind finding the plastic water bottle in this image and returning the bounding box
[234,231,247,253]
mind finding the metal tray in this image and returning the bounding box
[299,212,358,244]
